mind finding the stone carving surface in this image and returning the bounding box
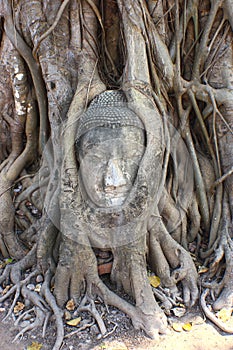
[72,90,157,248]
[78,126,145,208]
[76,90,146,209]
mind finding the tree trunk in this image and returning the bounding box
[0,0,232,348]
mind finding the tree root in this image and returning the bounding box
[32,0,71,58]
[94,277,168,339]
[3,0,48,153]
[42,311,52,338]
[200,289,233,334]
[0,258,51,344]
[201,203,233,310]
[0,269,37,303]
[64,320,95,339]
[21,284,49,313]
[0,1,231,350]
[3,285,20,321]
[14,307,34,326]
[53,238,168,342]
[152,288,174,312]
[213,286,233,312]
[13,308,45,343]
[103,321,118,338]
[77,294,107,336]
[41,270,64,350]
[148,217,199,307]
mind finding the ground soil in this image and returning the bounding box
[0,306,233,350]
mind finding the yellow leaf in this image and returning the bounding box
[27,341,43,350]
[172,323,183,332]
[182,323,192,331]
[13,301,25,314]
[148,275,161,288]
[66,317,81,326]
[34,284,41,292]
[66,299,75,311]
[217,308,232,322]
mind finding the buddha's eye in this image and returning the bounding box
[86,154,103,162]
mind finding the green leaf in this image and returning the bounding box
[5,258,13,264]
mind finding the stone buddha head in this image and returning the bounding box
[76,90,146,208]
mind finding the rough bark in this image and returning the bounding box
[0,1,232,349]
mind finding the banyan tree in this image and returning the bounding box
[0,0,232,349]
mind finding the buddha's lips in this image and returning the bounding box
[104,187,130,197]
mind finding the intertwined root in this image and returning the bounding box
[53,237,168,338]
[0,219,232,350]
[200,229,233,329]
[0,2,232,349]
[0,232,171,348]
[149,218,199,308]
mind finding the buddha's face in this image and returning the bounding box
[78,126,145,208]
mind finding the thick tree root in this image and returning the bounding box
[0,224,229,349]
[95,278,168,338]
[53,238,168,342]
[148,217,198,307]
[200,289,233,334]
[213,286,233,311]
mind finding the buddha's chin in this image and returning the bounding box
[91,192,129,208]
[105,195,126,207]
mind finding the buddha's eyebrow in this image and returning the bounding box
[81,140,104,152]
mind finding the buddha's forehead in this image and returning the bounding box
[80,126,145,150]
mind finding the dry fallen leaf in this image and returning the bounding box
[172,322,183,332]
[27,341,43,350]
[34,284,41,292]
[198,266,208,274]
[148,275,161,288]
[13,301,25,314]
[172,307,186,317]
[182,322,192,331]
[216,308,233,322]
[66,317,81,326]
[2,284,12,295]
[66,299,75,311]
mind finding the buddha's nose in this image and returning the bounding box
[104,159,127,189]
